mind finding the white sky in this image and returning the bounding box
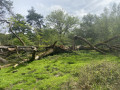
[11,0,120,17]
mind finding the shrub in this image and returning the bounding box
[62,61,120,90]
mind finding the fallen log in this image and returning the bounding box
[74,45,110,52]
[0,64,12,70]
[0,57,8,64]
[74,35,105,54]
[95,35,120,47]
[13,41,72,68]
[36,42,71,60]
[35,48,54,60]
[13,59,29,68]
[73,35,120,53]
[0,46,37,52]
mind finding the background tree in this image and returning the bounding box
[10,14,31,35]
[46,9,79,44]
[0,0,13,45]
[26,7,44,45]
[26,7,44,29]
[81,14,97,43]
[8,14,33,45]
[94,8,110,42]
[0,33,11,45]
[73,14,98,45]
[0,0,13,21]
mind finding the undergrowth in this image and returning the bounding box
[0,51,120,90]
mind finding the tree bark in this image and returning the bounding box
[0,57,8,64]
[0,46,37,52]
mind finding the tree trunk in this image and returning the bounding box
[74,35,105,54]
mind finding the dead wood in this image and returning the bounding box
[74,35,105,54]
[13,41,72,68]
[95,35,120,47]
[0,46,37,52]
[36,41,71,60]
[35,49,54,60]
[13,59,29,68]
[0,57,8,64]
[4,35,120,68]
[73,35,120,53]
[45,41,57,50]
[0,64,12,70]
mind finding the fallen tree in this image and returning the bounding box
[73,35,120,54]
[0,57,8,64]
[1,33,120,68]
[0,46,37,52]
[12,41,72,68]
[0,20,72,67]
[74,35,105,54]
[95,35,120,47]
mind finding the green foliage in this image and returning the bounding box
[9,14,32,34]
[41,29,59,45]
[46,10,79,33]
[73,3,120,45]
[12,34,34,45]
[0,33,11,45]
[2,3,120,47]
[46,9,79,44]
[26,7,44,29]
[63,61,120,90]
[41,29,71,45]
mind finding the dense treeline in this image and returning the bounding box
[0,0,120,47]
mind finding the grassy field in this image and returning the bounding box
[0,51,120,90]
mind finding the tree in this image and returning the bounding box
[46,9,79,43]
[10,14,31,35]
[12,34,34,46]
[93,8,110,42]
[7,14,33,46]
[26,7,44,29]
[26,7,44,45]
[0,0,13,20]
[78,14,98,43]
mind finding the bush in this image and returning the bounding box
[62,61,120,90]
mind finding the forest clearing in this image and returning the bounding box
[1,0,120,90]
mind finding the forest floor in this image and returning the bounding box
[0,51,120,90]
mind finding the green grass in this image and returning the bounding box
[0,51,120,90]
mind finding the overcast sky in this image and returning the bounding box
[10,0,120,17]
